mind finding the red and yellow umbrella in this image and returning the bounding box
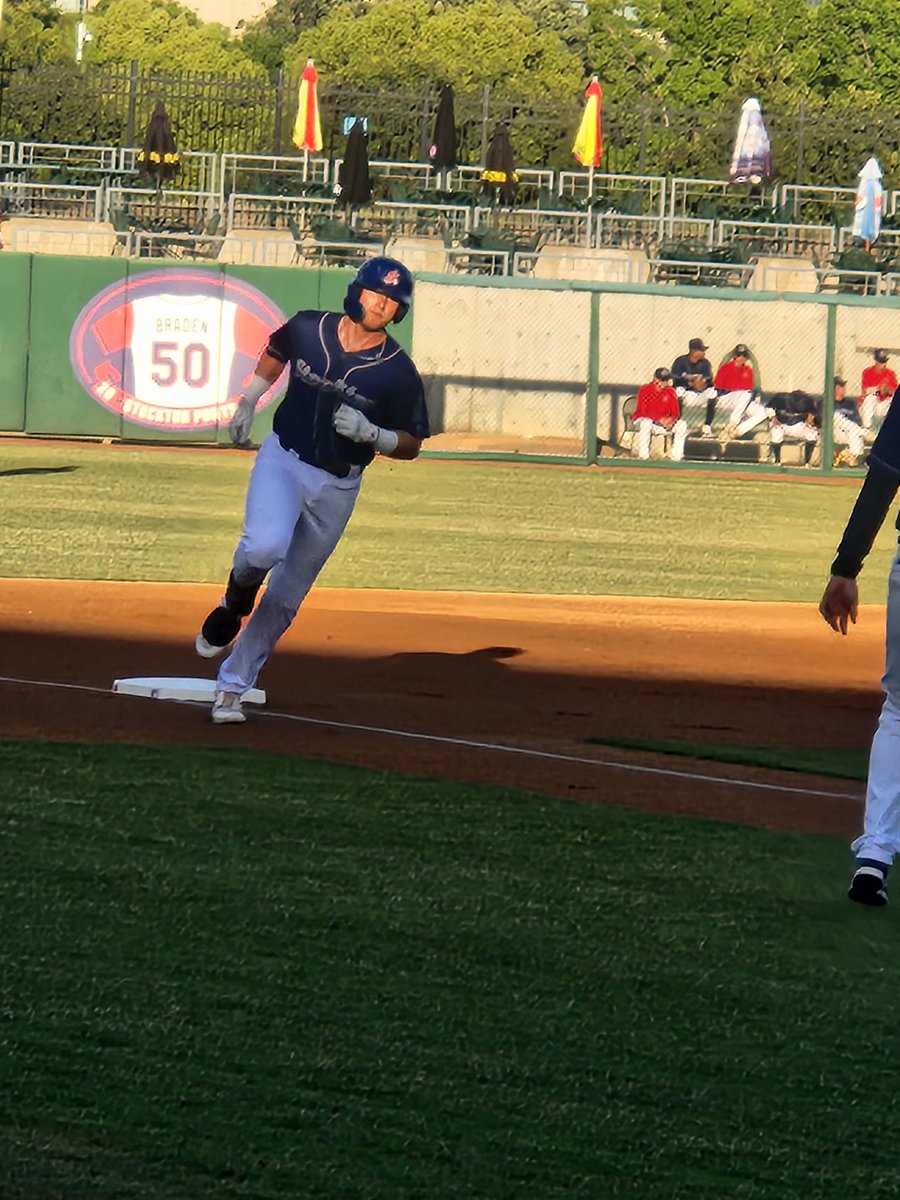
[292,58,323,154]
[572,77,603,169]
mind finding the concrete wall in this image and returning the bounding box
[412,280,592,451]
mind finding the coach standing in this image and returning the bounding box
[820,380,900,905]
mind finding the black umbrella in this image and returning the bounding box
[137,101,180,185]
[335,119,372,208]
[429,84,458,171]
[481,121,518,207]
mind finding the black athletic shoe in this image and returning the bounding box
[195,604,243,658]
[848,865,889,907]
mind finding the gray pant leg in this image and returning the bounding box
[853,546,900,865]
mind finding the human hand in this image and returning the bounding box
[659,416,674,430]
[819,575,859,635]
[333,402,378,444]
[228,395,256,446]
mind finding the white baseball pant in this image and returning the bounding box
[217,433,362,694]
[681,384,715,432]
[633,417,688,461]
[721,390,768,436]
[861,394,892,430]
[770,421,818,448]
[853,550,900,866]
[833,414,865,459]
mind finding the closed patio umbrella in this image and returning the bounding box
[729,97,772,186]
[429,83,457,188]
[137,101,180,185]
[481,121,518,207]
[292,58,323,181]
[335,118,371,210]
[572,76,603,202]
[852,156,883,251]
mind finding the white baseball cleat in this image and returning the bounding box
[196,632,226,658]
[211,691,246,724]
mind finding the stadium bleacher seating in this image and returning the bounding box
[2,139,898,293]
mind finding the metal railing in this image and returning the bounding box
[362,200,471,239]
[812,264,882,295]
[332,158,440,192]
[557,169,666,217]
[472,205,590,246]
[0,139,13,166]
[661,217,716,245]
[0,179,104,220]
[718,219,835,258]
[595,211,663,249]
[779,183,857,224]
[225,191,336,232]
[837,225,900,254]
[668,176,778,221]
[220,151,330,206]
[446,163,555,201]
[119,147,219,196]
[106,185,219,226]
[648,256,756,288]
[16,140,120,172]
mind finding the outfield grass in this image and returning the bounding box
[0,440,895,602]
[0,740,897,1200]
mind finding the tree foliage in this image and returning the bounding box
[286,0,583,95]
[0,0,72,67]
[85,0,264,76]
[3,0,900,181]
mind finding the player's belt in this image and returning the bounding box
[276,434,362,479]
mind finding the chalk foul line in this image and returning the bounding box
[0,673,864,803]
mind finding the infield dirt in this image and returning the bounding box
[0,579,882,838]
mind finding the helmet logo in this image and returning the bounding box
[383,270,400,285]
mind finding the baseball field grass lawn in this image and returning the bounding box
[2,740,899,1200]
[0,439,896,603]
[1,440,894,1197]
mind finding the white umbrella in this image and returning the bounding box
[729,97,773,186]
[852,156,883,251]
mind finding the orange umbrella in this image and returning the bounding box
[292,58,323,178]
[572,76,603,172]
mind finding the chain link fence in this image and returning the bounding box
[413,274,890,473]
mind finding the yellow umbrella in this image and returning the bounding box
[572,76,603,197]
[292,58,323,179]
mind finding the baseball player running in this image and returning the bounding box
[195,256,430,724]
[820,378,900,905]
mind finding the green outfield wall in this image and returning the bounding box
[1,251,897,472]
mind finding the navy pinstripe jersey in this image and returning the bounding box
[266,310,429,471]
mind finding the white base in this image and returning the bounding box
[112,676,266,705]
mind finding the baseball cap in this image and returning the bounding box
[688,338,708,352]
[874,348,889,363]
[834,375,847,386]
[732,343,750,358]
[653,367,672,382]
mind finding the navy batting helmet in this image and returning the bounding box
[344,256,413,324]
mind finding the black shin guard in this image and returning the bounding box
[224,570,263,617]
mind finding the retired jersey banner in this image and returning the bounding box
[69,268,288,431]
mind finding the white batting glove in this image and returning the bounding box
[229,395,256,446]
[334,402,378,444]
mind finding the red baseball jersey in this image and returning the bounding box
[714,360,754,391]
[635,382,680,423]
[861,364,898,398]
